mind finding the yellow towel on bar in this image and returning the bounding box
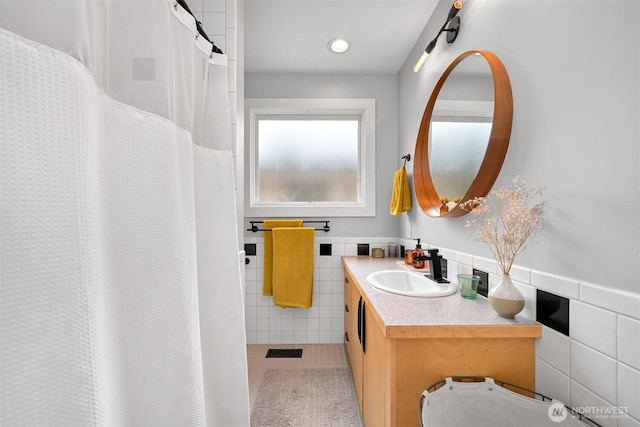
[263,219,303,295]
[390,166,412,215]
[271,227,315,308]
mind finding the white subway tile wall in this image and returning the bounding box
[570,300,618,358]
[532,270,581,300]
[619,415,640,427]
[472,255,497,274]
[536,358,571,405]
[570,380,619,427]
[243,236,396,345]
[619,316,640,370]
[454,251,473,267]
[619,363,640,421]
[202,12,225,36]
[571,340,618,404]
[581,282,640,320]
[537,325,570,375]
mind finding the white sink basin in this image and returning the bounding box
[366,270,458,297]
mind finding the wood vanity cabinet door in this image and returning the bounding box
[362,303,387,427]
[345,274,364,412]
[344,276,351,349]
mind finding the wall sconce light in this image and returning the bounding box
[413,0,463,72]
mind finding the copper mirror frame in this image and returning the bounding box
[414,50,513,217]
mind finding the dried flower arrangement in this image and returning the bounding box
[439,197,450,215]
[460,177,545,275]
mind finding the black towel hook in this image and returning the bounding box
[401,153,411,167]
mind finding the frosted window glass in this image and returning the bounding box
[257,119,359,203]
[430,121,492,200]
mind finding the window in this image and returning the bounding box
[246,98,376,217]
[429,100,493,199]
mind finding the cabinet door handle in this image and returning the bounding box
[345,277,349,283]
[361,299,366,354]
[345,304,350,313]
[345,331,349,342]
[357,296,362,345]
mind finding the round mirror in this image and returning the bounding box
[414,50,513,217]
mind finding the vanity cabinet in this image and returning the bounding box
[342,257,541,427]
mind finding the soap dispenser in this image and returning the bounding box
[412,239,426,269]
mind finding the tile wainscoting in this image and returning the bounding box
[243,236,397,345]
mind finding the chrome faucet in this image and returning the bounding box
[412,248,449,283]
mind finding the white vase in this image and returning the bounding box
[488,273,525,318]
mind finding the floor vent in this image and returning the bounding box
[266,348,303,358]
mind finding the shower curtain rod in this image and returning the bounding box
[175,0,223,54]
[247,220,330,233]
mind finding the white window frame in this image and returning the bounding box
[245,98,376,217]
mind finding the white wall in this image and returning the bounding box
[243,235,399,345]
[244,72,399,237]
[399,0,639,294]
[399,1,640,424]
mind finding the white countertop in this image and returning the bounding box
[342,256,541,339]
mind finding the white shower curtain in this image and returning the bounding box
[0,1,249,425]
[194,147,248,427]
[0,0,232,150]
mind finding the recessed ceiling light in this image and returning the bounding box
[328,38,349,54]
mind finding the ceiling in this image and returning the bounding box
[243,0,440,74]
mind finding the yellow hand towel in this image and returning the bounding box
[390,166,412,215]
[263,219,303,295]
[271,227,315,309]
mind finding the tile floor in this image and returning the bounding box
[247,343,361,421]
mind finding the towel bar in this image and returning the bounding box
[247,220,330,233]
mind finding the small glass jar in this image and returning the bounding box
[372,247,385,258]
[387,243,398,258]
